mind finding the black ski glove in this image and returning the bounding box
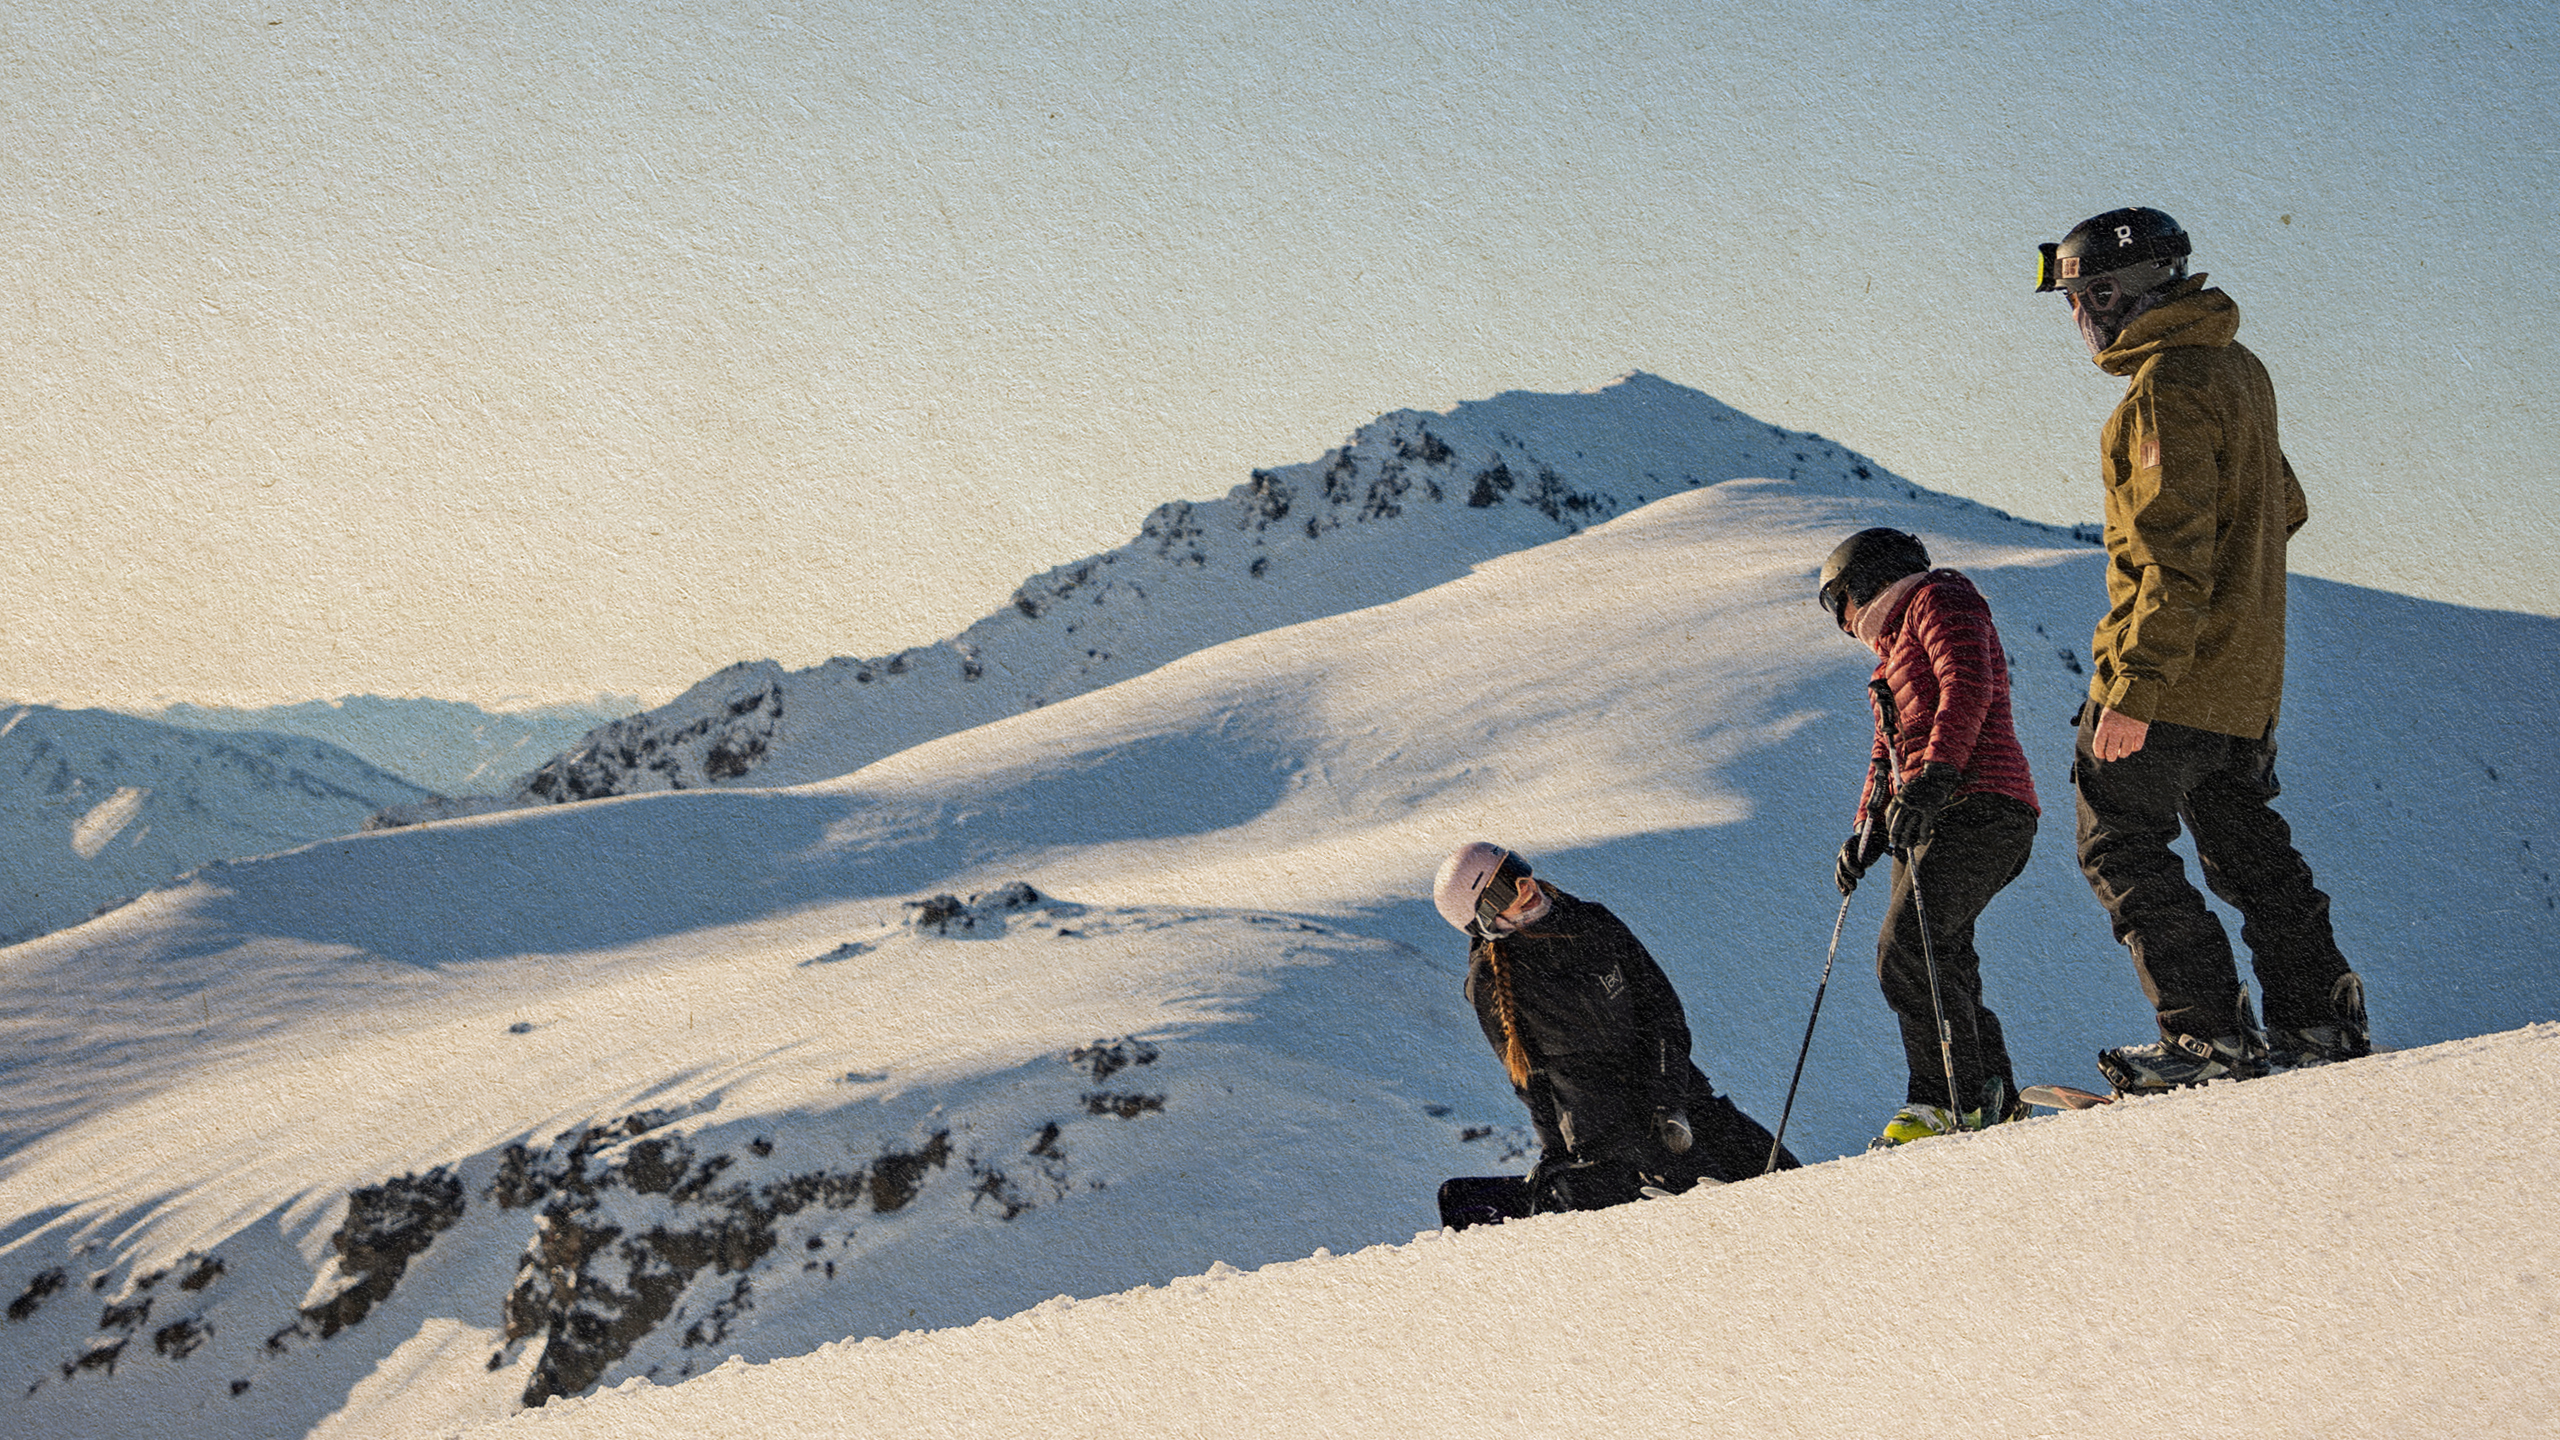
[1835,824,1889,895]
[1836,757,1894,894]
[1653,1107,1694,1154]
[1886,761,1964,854]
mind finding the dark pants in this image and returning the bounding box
[2073,708,2352,1040]
[1683,1089,1801,1185]
[1877,794,2035,1110]
[1529,1090,1801,1215]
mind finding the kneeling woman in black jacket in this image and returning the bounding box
[1435,842,1799,1215]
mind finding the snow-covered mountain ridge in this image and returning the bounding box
[466,373,2090,813]
[0,705,434,946]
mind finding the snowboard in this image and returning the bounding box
[1437,1170,1717,1228]
[1437,1174,1532,1230]
[2019,1083,2116,1110]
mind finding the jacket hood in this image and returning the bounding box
[2095,277,2239,376]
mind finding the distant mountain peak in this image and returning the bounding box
[469,377,1927,813]
[0,705,434,945]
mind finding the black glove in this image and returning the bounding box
[1885,761,1963,854]
[1522,1153,1581,1214]
[1653,1107,1694,1154]
[1527,1153,1643,1213]
[1834,823,1889,895]
[1837,757,1894,894]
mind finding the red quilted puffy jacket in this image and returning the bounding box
[1855,569,2040,819]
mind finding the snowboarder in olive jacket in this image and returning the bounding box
[2036,206,2371,1091]
[1434,842,1797,1214]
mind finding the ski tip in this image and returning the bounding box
[2019,1083,2116,1110]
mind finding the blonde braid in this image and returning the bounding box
[1485,940,1533,1089]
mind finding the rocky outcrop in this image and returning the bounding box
[514,668,786,804]
[12,1250,236,1391]
[283,1169,468,1344]
[490,1109,895,1407]
[488,1051,1162,1408]
[490,883,1157,1407]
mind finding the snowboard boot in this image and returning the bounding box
[2266,972,2373,1072]
[1525,1155,1645,1214]
[2097,1030,2267,1092]
[1869,1104,1962,1149]
[2100,991,2269,1094]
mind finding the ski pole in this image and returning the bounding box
[1906,860,1965,1131]
[1764,889,1855,1175]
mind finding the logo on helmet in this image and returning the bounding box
[2115,225,2135,246]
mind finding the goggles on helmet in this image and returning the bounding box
[2038,245,2127,299]
[2037,208,2190,296]
[2041,255,2180,318]
[2035,242,2069,294]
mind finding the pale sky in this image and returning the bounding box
[3,0,2551,710]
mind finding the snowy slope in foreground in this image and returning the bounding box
[1,468,2552,1439]
[464,1025,2560,1440]
[0,888,1511,1438]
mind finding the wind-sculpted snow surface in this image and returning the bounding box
[477,373,1986,810]
[0,886,1523,1439]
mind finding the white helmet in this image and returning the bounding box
[1434,841,1530,935]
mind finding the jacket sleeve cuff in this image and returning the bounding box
[2098,676,2166,721]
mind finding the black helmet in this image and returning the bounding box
[1818,528,1930,629]
[2036,207,2191,300]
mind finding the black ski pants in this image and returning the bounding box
[1529,1089,1801,1214]
[2072,707,2353,1041]
[1876,794,2035,1111]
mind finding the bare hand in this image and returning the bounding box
[2092,707,2151,762]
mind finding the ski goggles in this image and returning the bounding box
[2035,242,2073,293]
[1818,577,1854,630]
[2037,245,2157,311]
[1474,854,1533,935]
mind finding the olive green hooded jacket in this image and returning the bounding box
[2086,277,2308,738]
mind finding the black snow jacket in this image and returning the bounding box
[1465,889,1786,1192]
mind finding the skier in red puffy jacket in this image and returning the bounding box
[1817,528,2041,1147]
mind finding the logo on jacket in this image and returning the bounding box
[1599,964,1627,999]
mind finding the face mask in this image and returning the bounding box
[2075,297,2117,356]
[1852,571,1928,650]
